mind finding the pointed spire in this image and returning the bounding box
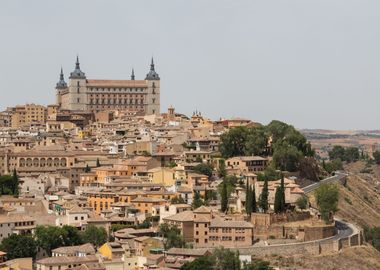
[60,67,64,80]
[75,55,80,69]
[150,57,155,71]
[145,57,160,80]
[56,67,67,89]
[70,55,86,79]
[131,68,135,80]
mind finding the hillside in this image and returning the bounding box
[260,245,380,270]
[337,162,380,227]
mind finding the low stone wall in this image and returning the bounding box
[236,231,363,257]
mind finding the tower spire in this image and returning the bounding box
[56,67,67,89]
[150,57,155,71]
[131,68,135,80]
[76,55,80,69]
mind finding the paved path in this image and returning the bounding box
[302,172,348,193]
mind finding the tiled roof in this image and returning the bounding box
[163,211,194,222]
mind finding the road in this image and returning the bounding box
[302,172,348,193]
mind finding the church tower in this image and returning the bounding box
[55,67,68,108]
[67,56,87,110]
[145,58,160,115]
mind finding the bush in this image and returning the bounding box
[296,196,308,210]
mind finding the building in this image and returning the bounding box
[56,57,160,115]
[6,104,46,129]
[0,215,36,242]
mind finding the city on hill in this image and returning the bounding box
[0,55,378,270]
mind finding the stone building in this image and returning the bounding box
[56,57,160,115]
[5,104,46,129]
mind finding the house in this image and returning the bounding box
[51,244,95,257]
[225,156,268,175]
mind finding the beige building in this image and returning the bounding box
[7,104,46,129]
[56,57,160,115]
[0,215,36,242]
[225,156,268,175]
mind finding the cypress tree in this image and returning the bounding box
[96,158,101,167]
[274,186,282,213]
[252,185,257,213]
[280,175,286,211]
[12,169,19,195]
[259,178,269,213]
[245,180,252,215]
[221,179,228,213]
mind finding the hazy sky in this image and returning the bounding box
[0,0,379,130]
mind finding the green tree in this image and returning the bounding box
[193,163,213,178]
[62,225,83,246]
[274,186,282,214]
[373,151,380,165]
[166,160,177,168]
[257,165,282,181]
[96,158,101,167]
[252,185,257,213]
[259,179,269,213]
[12,168,19,195]
[171,196,186,204]
[324,159,343,174]
[159,224,185,250]
[192,192,204,209]
[244,126,269,156]
[363,226,380,251]
[35,226,66,255]
[213,247,241,270]
[84,164,91,173]
[81,225,107,248]
[344,147,360,163]
[296,196,308,210]
[221,179,228,213]
[218,159,227,178]
[272,141,302,172]
[314,183,339,224]
[243,260,274,270]
[181,255,215,270]
[220,126,249,158]
[0,234,37,259]
[245,181,252,215]
[329,145,346,161]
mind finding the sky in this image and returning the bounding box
[0,0,379,130]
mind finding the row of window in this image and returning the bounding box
[89,88,146,92]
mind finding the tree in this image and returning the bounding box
[221,179,228,213]
[218,159,227,178]
[84,164,91,173]
[61,225,83,246]
[159,224,185,250]
[296,196,308,210]
[35,226,67,255]
[259,179,269,213]
[272,141,302,172]
[328,145,346,161]
[274,186,282,214]
[345,147,360,163]
[314,183,339,224]
[244,126,269,156]
[12,168,19,195]
[81,225,107,248]
[299,157,320,182]
[213,247,241,270]
[245,181,252,215]
[0,234,37,260]
[171,196,186,204]
[193,163,213,178]
[243,260,274,270]
[324,159,343,174]
[192,192,204,209]
[363,226,380,251]
[257,165,282,181]
[251,186,257,213]
[96,158,101,167]
[220,126,249,158]
[373,151,380,165]
[181,255,215,270]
